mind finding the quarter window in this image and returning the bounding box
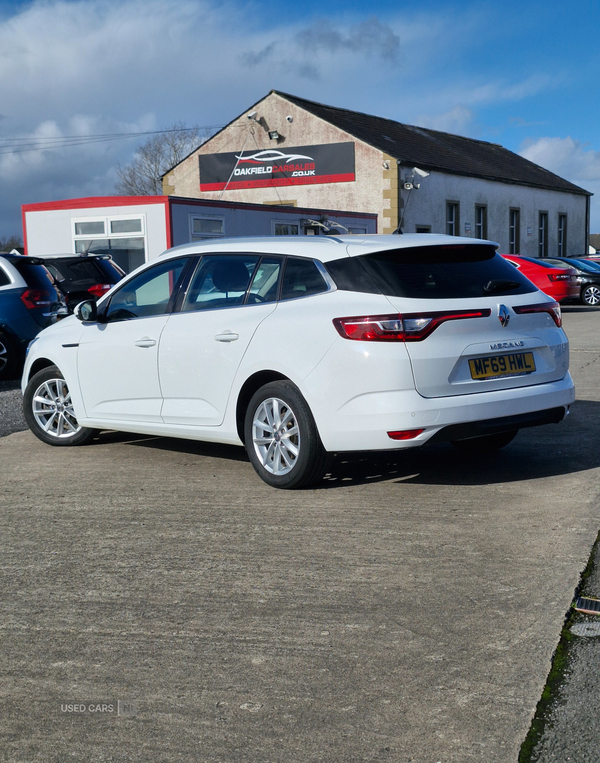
[104,257,188,321]
[281,258,329,300]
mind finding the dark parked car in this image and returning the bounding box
[545,257,600,306]
[39,254,125,312]
[0,253,66,379]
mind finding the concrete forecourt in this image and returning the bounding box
[0,307,599,762]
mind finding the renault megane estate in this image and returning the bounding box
[21,235,575,488]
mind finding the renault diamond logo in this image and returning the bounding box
[498,304,510,328]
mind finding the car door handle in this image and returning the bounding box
[134,337,157,348]
[215,331,239,342]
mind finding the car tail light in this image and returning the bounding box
[547,273,570,282]
[513,301,562,327]
[388,429,424,441]
[333,309,491,342]
[87,283,113,299]
[20,288,54,309]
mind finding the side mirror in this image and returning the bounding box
[74,300,97,322]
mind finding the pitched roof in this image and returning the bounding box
[274,91,590,196]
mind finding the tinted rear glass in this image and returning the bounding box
[11,259,57,291]
[326,245,537,299]
[46,258,123,286]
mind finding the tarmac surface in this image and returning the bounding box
[1,306,600,763]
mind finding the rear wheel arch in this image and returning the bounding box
[236,371,291,444]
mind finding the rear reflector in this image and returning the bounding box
[333,309,491,342]
[388,429,425,441]
[513,301,562,327]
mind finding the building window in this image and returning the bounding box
[416,225,431,233]
[190,216,224,240]
[273,222,299,236]
[539,212,549,257]
[446,203,459,236]
[73,215,146,273]
[558,214,567,256]
[347,227,367,234]
[509,209,520,254]
[475,205,487,240]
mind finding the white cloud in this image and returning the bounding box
[0,0,576,236]
[415,106,475,136]
[519,136,600,231]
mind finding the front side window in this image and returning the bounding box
[280,258,329,300]
[182,255,260,312]
[104,257,188,321]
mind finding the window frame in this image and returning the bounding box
[189,215,225,241]
[446,202,459,236]
[558,214,567,257]
[539,211,549,258]
[475,205,488,240]
[509,208,520,254]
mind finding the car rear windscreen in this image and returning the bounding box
[326,244,538,299]
[46,258,121,287]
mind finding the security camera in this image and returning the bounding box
[247,111,257,120]
[286,115,293,123]
[413,166,430,178]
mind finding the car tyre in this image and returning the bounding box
[0,332,18,380]
[450,429,518,453]
[23,365,96,446]
[244,381,328,489]
[581,284,600,307]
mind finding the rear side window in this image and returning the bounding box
[11,260,56,291]
[281,258,328,300]
[326,245,537,299]
[0,264,10,287]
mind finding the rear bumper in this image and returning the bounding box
[317,373,575,451]
[426,405,566,444]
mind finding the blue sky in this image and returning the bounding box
[1,0,600,239]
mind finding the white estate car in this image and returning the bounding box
[22,234,575,488]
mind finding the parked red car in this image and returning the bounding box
[501,255,579,303]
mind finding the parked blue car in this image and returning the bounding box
[0,253,66,380]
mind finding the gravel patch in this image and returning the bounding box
[0,380,26,437]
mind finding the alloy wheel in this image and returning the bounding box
[251,396,300,476]
[583,285,600,306]
[31,377,82,439]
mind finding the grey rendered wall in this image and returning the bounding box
[401,172,587,256]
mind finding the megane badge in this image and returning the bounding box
[498,304,510,328]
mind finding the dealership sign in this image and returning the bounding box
[199,142,355,191]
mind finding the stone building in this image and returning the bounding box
[163,90,591,256]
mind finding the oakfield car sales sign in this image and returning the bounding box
[199,142,355,191]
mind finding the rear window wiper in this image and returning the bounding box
[483,279,522,294]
